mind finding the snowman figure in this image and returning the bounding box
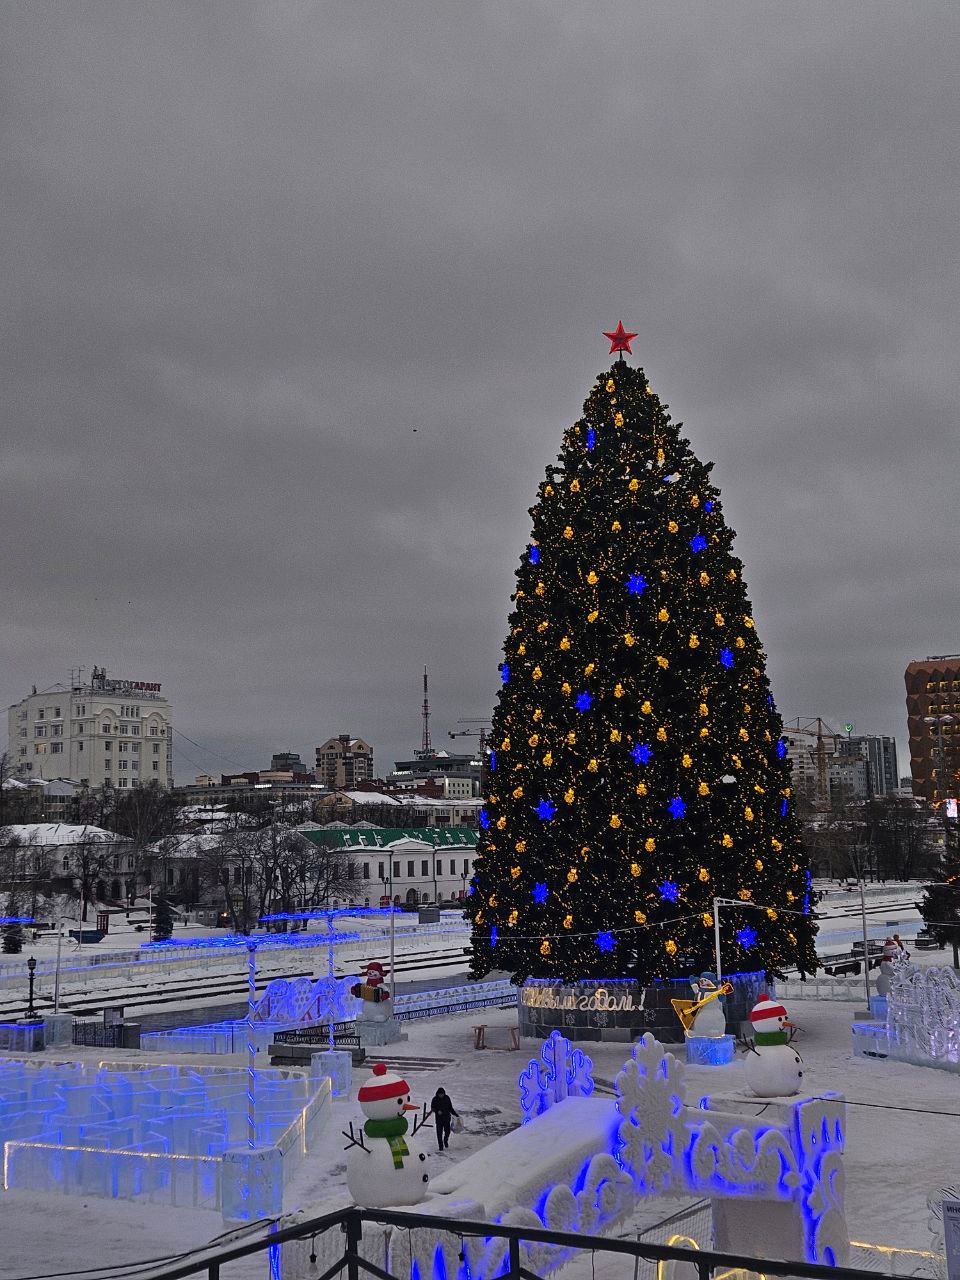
[744,994,803,1098]
[343,1063,430,1207]
[875,938,898,999]
[689,972,728,1037]
[351,960,392,1023]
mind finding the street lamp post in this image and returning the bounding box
[26,956,37,1019]
[380,863,396,993]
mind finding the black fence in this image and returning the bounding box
[274,1022,361,1049]
[138,1204,882,1280]
[72,1021,125,1048]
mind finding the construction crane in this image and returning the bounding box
[782,716,839,807]
[448,720,491,798]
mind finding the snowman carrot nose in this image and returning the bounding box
[402,1102,420,1111]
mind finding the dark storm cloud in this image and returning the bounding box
[2,0,958,777]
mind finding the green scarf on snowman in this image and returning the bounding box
[364,1115,410,1168]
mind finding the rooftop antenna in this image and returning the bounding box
[421,667,432,755]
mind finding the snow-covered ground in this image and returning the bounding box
[0,889,953,1279]
[2,989,959,1279]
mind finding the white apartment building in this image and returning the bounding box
[7,666,173,790]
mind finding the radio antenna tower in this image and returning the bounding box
[421,667,432,755]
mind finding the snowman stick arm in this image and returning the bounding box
[410,1103,430,1138]
[342,1122,369,1152]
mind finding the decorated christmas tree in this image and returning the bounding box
[470,327,817,985]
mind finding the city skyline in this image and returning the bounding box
[3,4,957,785]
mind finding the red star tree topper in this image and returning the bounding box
[602,322,638,355]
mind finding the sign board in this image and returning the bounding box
[943,1198,960,1280]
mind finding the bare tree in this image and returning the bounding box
[105,782,179,901]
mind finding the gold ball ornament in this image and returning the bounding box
[610,814,622,829]
[563,526,574,540]
[628,477,639,492]
[569,478,580,493]
[665,939,677,955]
[657,608,670,622]
[644,837,656,852]
[559,636,571,650]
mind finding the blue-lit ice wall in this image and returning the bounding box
[0,1059,330,1216]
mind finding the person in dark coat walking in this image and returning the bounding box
[428,1087,459,1150]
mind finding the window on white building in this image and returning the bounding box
[35,725,46,738]
[393,860,400,877]
[132,725,140,736]
[152,743,161,755]
[51,743,63,754]
[104,741,111,752]
[36,710,44,721]
[152,762,158,771]
[78,741,83,752]
[51,724,62,736]
[53,706,61,718]
[407,860,414,878]
[102,722,111,733]
[421,860,428,876]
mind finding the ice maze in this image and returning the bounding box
[0,1058,331,1219]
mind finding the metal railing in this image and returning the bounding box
[134,1205,886,1280]
[72,1020,124,1048]
[273,1022,361,1048]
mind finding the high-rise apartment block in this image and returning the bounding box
[7,666,173,790]
[314,735,374,789]
[906,656,960,802]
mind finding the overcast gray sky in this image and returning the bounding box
[3,2,958,783]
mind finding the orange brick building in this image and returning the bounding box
[905,656,960,802]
